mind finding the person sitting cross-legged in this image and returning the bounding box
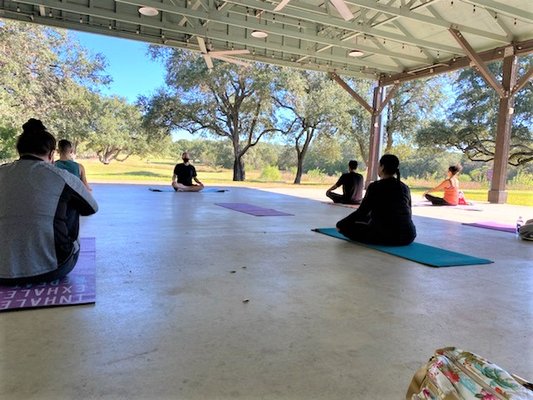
[172,152,204,192]
[326,160,364,205]
[424,165,462,206]
[55,139,92,191]
[336,154,416,246]
[0,118,98,285]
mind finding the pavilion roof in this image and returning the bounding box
[1,0,532,83]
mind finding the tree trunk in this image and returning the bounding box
[293,128,314,184]
[293,151,304,184]
[356,136,369,166]
[233,156,245,181]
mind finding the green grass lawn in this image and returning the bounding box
[83,157,533,206]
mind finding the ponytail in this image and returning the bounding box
[396,168,401,181]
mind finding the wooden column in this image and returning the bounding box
[488,52,518,204]
[330,73,397,187]
[366,86,384,186]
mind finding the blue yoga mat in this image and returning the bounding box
[313,228,493,267]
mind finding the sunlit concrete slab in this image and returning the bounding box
[1,184,531,400]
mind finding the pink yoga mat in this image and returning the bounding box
[0,237,96,312]
[215,202,293,216]
[462,222,516,233]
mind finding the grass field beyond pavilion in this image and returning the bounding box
[83,157,533,206]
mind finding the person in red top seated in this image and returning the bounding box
[424,165,462,206]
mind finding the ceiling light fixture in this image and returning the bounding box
[348,49,364,57]
[251,30,268,38]
[138,6,159,16]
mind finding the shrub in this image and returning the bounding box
[260,165,281,181]
[510,171,533,188]
[460,174,472,182]
[304,168,329,183]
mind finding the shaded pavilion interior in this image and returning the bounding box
[1,184,532,399]
[0,1,532,398]
[1,0,532,201]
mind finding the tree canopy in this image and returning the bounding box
[417,58,533,166]
[0,20,158,163]
[273,69,354,183]
[143,48,279,181]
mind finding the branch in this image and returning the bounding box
[272,96,299,117]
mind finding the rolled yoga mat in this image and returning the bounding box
[313,228,493,267]
[462,221,516,233]
[149,187,228,193]
[215,202,293,216]
[0,237,96,312]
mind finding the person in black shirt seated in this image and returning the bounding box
[336,154,416,246]
[326,160,364,205]
[172,152,204,192]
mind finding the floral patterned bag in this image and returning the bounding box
[406,347,533,400]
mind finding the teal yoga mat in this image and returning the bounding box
[313,228,493,267]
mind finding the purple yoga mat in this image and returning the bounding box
[215,202,294,216]
[463,221,516,233]
[0,237,96,312]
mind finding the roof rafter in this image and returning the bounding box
[1,0,530,81]
[223,0,464,54]
[343,0,511,42]
[462,0,533,21]
[114,0,408,70]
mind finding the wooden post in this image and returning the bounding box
[330,74,397,187]
[488,51,518,204]
[366,86,384,186]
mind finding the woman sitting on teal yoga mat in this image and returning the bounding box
[336,154,416,246]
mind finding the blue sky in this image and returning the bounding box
[72,32,195,140]
[73,32,166,103]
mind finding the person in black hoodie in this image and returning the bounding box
[336,154,416,246]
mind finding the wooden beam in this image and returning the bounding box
[512,67,533,96]
[377,83,399,115]
[449,28,504,97]
[488,53,518,204]
[380,39,533,87]
[366,86,384,186]
[329,72,373,114]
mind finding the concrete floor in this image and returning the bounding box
[1,183,532,400]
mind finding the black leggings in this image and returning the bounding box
[0,241,80,286]
[425,194,452,206]
[326,192,360,205]
[336,214,416,246]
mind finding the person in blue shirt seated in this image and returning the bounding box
[55,139,92,191]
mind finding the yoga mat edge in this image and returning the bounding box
[313,228,493,267]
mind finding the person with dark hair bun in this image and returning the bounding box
[16,118,57,158]
[424,165,462,206]
[0,119,98,285]
[336,154,416,246]
[326,160,364,205]
[56,139,92,191]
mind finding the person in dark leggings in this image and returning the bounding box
[336,154,416,246]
